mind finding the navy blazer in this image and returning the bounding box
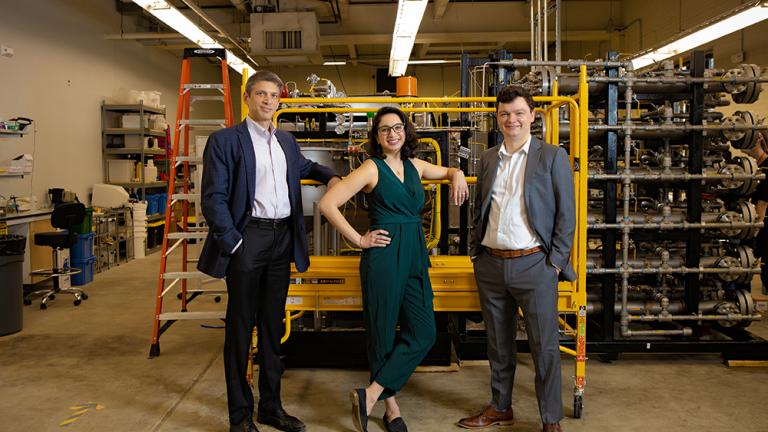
[197,121,338,278]
[470,137,577,282]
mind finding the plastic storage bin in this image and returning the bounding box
[71,233,94,262]
[71,257,95,286]
[158,193,167,215]
[146,194,158,214]
[73,207,93,234]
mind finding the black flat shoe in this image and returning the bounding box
[384,415,408,432]
[256,407,305,432]
[350,388,368,432]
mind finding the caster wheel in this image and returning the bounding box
[573,394,583,419]
[74,299,81,306]
[24,299,32,306]
[214,296,221,303]
[82,294,89,300]
[40,303,47,310]
[49,294,56,300]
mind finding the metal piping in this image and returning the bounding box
[483,59,633,68]
[587,221,762,230]
[588,267,759,275]
[555,0,561,70]
[619,75,633,337]
[530,0,535,64]
[588,75,768,84]
[587,299,758,317]
[590,123,768,132]
[588,171,765,182]
[629,313,761,322]
[541,0,549,61]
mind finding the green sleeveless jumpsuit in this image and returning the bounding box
[359,157,437,400]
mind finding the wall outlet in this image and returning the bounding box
[0,45,14,58]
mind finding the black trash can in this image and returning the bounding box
[0,234,26,336]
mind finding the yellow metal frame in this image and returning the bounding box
[256,89,589,405]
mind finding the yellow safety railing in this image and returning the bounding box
[263,86,589,413]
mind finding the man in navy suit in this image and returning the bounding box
[198,70,340,432]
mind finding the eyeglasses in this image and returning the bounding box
[377,123,405,135]
[251,90,280,101]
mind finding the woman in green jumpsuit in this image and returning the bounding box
[319,107,468,432]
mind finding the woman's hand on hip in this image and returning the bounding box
[358,229,390,249]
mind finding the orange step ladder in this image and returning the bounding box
[149,47,234,357]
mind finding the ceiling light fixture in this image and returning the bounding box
[408,59,461,65]
[630,1,768,69]
[323,60,347,65]
[132,0,256,75]
[388,0,428,77]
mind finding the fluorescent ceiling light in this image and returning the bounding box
[132,0,255,75]
[631,2,768,69]
[388,0,428,77]
[408,59,461,64]
[324,61,347,65]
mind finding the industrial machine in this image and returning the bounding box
[275,52,768,364]
[458,51,767,360]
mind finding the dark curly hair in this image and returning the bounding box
[367,106,418,160]
[497,85,535,112]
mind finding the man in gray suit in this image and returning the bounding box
[457,85,575,432]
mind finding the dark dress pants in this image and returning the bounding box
[224,219,292,425]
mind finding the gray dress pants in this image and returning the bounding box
[474,250,563,424]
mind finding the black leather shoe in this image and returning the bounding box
[256,407,305,432]
[384,414,408,432]
[350,388,368,432]
[230,419,259,432]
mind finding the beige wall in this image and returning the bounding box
[0,0,232,206]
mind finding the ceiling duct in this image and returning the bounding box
[250,11,320,63]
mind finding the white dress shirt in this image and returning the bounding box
[231,117,290,253]
[481,135,541,250]
[247,116,290,219]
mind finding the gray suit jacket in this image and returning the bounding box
[470,137,577,282]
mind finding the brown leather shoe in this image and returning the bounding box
[456,406,514,429]
[542,423,562,432]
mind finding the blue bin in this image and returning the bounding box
[158,193,167,215]
[146,194,158,214]
[72,256,95,286]
[71,233,94,262]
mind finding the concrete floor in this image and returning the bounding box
[2,254,768,432]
